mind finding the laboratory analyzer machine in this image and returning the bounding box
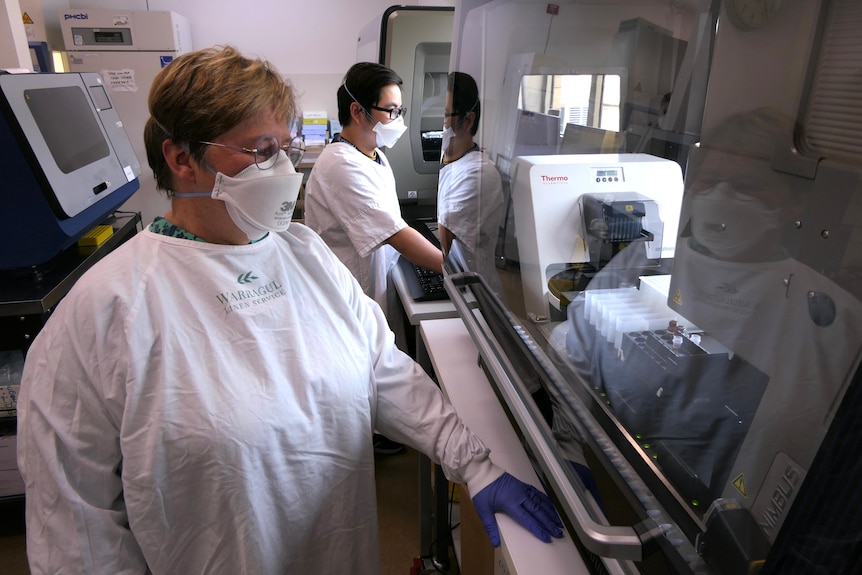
[60,9,192,226]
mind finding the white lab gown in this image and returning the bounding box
[17,224,501,575]
[304,142,405,316]
[438,150,504,295]
[669,239,862,504]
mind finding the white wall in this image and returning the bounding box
[20,0,67,49]
[0,0,454,225]
[1,0,31,69]
[6,0,457,115]
[55,0,455,116]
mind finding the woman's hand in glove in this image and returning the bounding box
[471,472,564,547]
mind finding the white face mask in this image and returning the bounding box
[690,181,781,259]
[176,150,303,241]
[441,126,456,159]
[373,116,407,148]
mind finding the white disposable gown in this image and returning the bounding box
[17,224,501,575]
[304,142,405,315]
[669,239,862,503]
[437,150,504,295]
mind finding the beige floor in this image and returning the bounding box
[0,448,443,575]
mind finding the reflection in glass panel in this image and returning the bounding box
[523,106,862,572]
[448,1,862,571]
[437,70,506,297]
[519,73,622,134]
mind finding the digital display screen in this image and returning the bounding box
[593,167,624,182]
[25,86,109,174]
[94,31,125,43]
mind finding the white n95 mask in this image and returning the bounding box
[168,150,305,241]
[373,116,407,149]
[212,151,303,240]
[441,126,455,158]
[690,181,781,259]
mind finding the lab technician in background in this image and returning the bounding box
[437,71,504,296]
[304,62,443,319]
[16,46,562,575]
[304,62,443,456]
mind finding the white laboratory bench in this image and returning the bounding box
[389,259,462,375]
[420,317,588,575]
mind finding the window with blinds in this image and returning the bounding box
[801,0,862,164]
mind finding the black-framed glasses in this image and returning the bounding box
[198,135,306,170]
[368,104,407,120]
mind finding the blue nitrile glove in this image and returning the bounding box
[471,472,564,547]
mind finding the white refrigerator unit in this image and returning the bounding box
[60,9,192,226]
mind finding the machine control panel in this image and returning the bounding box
[593,166,624,183]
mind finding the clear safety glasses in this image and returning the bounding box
[198,135,306,170]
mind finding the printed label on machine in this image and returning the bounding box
[103,69,138,92]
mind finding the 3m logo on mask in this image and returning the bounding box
[279,200,295,214]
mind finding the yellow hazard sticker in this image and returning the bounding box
[23,12,34,24]
[673,288,683,306]
[732,474,747,498]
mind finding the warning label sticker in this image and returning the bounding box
[732,474,747,498]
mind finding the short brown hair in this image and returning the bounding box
[144,46,297,195]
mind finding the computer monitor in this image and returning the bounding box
[559,122,624,155]
[0,72,141,269]
[512,110,561,158]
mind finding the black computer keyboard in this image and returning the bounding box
[398,256,448,301]
[397,220,449,302]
